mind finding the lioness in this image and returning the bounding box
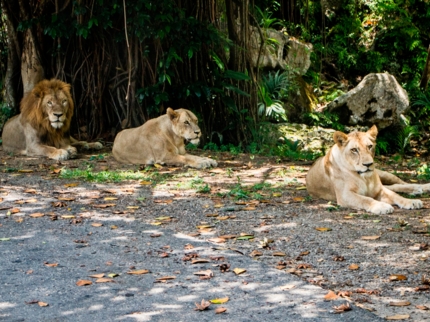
[112,108,217,169]
[306,125,430,214]
[2,79,103,160]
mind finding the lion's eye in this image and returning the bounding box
[62,99,67,105]
[47,101,53,106]
[351,148,358,153]
[368,144,373,150]
[184,121,190,125]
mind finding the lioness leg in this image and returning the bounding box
[377,169,430,194]
[164,154,217,169]
[380,186,423,210]
[336,190,395,215]
[70,137,103,150]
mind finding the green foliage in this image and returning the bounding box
[258,71,289,122]
[272,139,320,161]
[395,125,419,157]
[417,163,430,181]
[303,111,345,131]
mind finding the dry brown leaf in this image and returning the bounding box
[389,274,407,281]
[242,206,256,211]
[218,234,236,239]
[44,262,58,267]
[250,250,263,257]
[338,291,352,298]
[91,223,103,227]
[215,307,227,314]
[324,290,339,301]
[361,236,380,240]
[24,189,37,194]
[64,183,79,187]
[315,227,332,232]
[155,276,176,281]
[29,213,44,218]
[127,269,150,275]
[385,314,410,320]
[194,299,211,311]
[76,279,92,286]
[154,199,173,204]
[89,273,105,278]
[37,301,49,307]
[11,208,20,214]
[349,263,360,270]
[415,305,429,310]
[193,270,214,278]
[208,237,226,243]
[272,252,286,256]
[389,301,410,307]
[332,302,351,313]
[57,197,76,201]
[93,203,116,208]
[95,278,115,283]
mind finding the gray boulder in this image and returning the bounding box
[325,73,409,129]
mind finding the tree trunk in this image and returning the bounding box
[419,44,430,91]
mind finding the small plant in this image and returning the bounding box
[258,70,289,122]
[417,163,430,180]
[303,111,345,131]
[395,124,418,158]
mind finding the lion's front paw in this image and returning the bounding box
[400,199,423,210]
[50,149,71,161]
[195,157,217,169]
[369,202,394,215]
[66,146,78,158]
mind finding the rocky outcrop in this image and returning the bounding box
[325,73,409,129]
[249,27,312,75]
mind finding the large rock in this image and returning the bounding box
[325,73,409,129]
[249,27,312,75]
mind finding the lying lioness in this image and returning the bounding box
[112,108,217,169]
[306,125,430,214]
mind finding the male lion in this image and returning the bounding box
[112,108,217,169]
[2,79,103,160]
[306,125,430,214]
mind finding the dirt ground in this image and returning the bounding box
[0,143,429,321]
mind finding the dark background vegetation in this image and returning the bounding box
[1,0,430,157]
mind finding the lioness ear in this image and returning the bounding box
[333,131,349,147]
[166,107,178,121]
[367,125,378,139]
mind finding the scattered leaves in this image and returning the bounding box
[385,314,410,320]
[233,268,246,275]
[332,302,351,313]
[324,290,339,301]
[209,297,229,304]
[127,270,150,275]
[215,307,227,314]
[76,280,92,286]
[389,274,407,281]
[29,213,44,218]
[194,299,211,311]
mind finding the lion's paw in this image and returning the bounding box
[369,202,394,215]
[401,199,423,210]
[195,157,217,169]
[66,146,78,158]
[89,142,104,150]
[50,149,71,161]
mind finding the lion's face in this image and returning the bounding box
[334,125,377,176]
[43,91,71,129]
[168,108,201,145]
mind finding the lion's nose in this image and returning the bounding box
[363,162,373,167]
[194,130,200,135]
[53,112,63,118]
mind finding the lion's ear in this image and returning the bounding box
[367,125,378,139]
[167,108,178,121]
[333,131,348,147]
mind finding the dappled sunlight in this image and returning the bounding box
[120,311,162,321]
[0,302,16,310]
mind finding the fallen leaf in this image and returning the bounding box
[324,290,339,301]
[332,302,351,313]
[361,236,380,240]
[389,301,410,306]
[29,213,44,218]
[64,183,79,187]
[315,227,332,232]
[93,203,116,208]
[108,273,119,278]
[191,259,210,264]
[280,284,296,290]
[194,270,214,278]
[389,274,407,281]
[95,278,115,283]
[140,181,152,185]
[76,279,92,286]
[196,224,213,229]
[208,237,226,243]
[385,314,410,320]
[272,252,286,256]
[150,233,162,238]
[91,223,103,227]
[293,197,304,202]
[215,307,227,314]
[89,273,105,278]
[242,206,256,211]
[0,238,11,241]
[194,299,211,311]
[61,215,75,219]
[37,301,49,307]
[44,262,58,267]
[155,276,176,281]
[18,169,33,173]
[250,250,263,257]
[236,235,254,240]
[127,269,150,275]
[57,197,76,201]
[24,189,37,194]
[110,225,118,229]
[210,297,229,304]
[349,264,359,270]
[415,305,429,310]
[218,234,236,239]
[233,268,246,275]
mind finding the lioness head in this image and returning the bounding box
[21,79,74,133]
[167,108,201,145]
[333,125,378,175]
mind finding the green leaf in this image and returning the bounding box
[224,70,250,81]
[0,238,11,241]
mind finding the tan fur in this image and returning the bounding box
[306,125,429,214]
[112,108,217,169]
[2,79,103,160]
